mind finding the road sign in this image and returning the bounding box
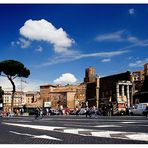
[44,102,51,107]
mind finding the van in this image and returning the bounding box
[130,103,148,115]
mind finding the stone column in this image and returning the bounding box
[121,85,125,97]
[126,85,130,107]
[96,77,100,109]
[116,84,119,99]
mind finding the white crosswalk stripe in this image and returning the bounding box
[9,131,62,141]
[3,122,148,142]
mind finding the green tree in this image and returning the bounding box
[0,60,30,114]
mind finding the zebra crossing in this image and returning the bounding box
[3,122,148,142]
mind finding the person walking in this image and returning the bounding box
[40,108,43,119]
[86,106,90,118]
[144,105,148,117]
[90,106,97,118]
[35,107,40,119]
[59,105,63,115]
[76,107,79,115]
[46,108,49,116]
[107,102,113,116]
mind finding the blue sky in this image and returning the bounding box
[0,4,148,91]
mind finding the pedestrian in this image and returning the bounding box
[76,107,79,115]
[107,103,113,116]
[16,109,19,116]
[90,106,97,118]
[49,107,51,116]
[59,105,63,115]
[102,105,106,116]
[46,108,49,116]
[145,105,148,117]
[86,106,90,118]
[40,108,43,119]
[35,107,40,119]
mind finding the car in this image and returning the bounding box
[64,108,71,115]
[69,110,77,115]
[28,109,36,115]
[50,109,60,115]
[78,108,86,115]
[130,103,148,115]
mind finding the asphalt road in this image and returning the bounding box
[0,115,148,144]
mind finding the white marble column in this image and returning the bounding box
[116,84,119,98]
[121,85,125,97]
[96,77,100,109]
[126,85,130,107]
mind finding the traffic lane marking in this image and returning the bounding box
[3,122,148,142]
[9,131,62,141]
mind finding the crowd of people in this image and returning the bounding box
[84,104,113,117]
[1,103,148,118]
[34,107,44,119]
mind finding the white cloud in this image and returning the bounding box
[20,19,74,53]
[101,58,111,62]
[128,56,133,60]
[0,77,45,92]
[77,50,129,58]
[35,46,43,52]
[11,38,31,48]
[129,58,148,67]
[35,36,148,68]
[11,41,15,46]
[0,77,12,91]
[128,8,135,15]
[19,38,31,48]
[35,50,129,67]
[127,36,139,43]
[96,30,143,44]
[53,73,77,85]
[96,30,125,42]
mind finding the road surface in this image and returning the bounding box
[0,115,148,144]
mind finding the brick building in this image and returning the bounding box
[84,67,99,107]
[84,66,133,114]
[40,84,86,109]
[99,71,133,113]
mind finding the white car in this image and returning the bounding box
[130,103,148,115]
[78,108,86,115]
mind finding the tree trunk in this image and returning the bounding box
[8,76,16,115]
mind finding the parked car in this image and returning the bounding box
[50,109,60,115]
[64,108,71,115]
[69,110,77,115]
[28,109,36,115]
[130,103,148,115]
[143,105,148,116]
[78,108,86,115]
